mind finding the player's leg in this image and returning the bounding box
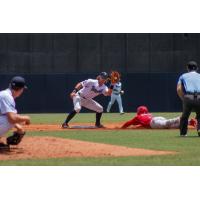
[193,101,200,135]
[116,95,124,114]
[107,94,116,112]
[62,94,82,128]
[165,117,180,128]
[180,99,192,136]
[0,116,14,136]
[82,99,104,127]
[150,117,168,129]
[0,116,14,149]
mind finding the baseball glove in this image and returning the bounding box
[7,131,26,145]
[110,71,121,84]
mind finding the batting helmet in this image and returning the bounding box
[137,106,149,115]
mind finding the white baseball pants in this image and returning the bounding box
[150,116,180,129]
[73,94,103,113]
[0,116,14,136]
[107,94,124,113]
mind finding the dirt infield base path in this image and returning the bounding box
[0,136,176,161]
[24,123,123,131]
[23,123,195,131]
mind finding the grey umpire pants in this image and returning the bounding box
[180,94,200,135]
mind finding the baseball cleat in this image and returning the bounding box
[95,124,106,128]
[180,134,187,137]
[120,112,125,115]
[0,142,10,151]
[197,130,200,137]
[61,123,69,129]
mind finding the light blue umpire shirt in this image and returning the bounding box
[177,71,200,94]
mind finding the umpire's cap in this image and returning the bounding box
[99,72,109,80]
[10,76,27,90]
[187,61,198,71]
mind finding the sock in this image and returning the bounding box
[64,110,77,124]
[96,112,102,126]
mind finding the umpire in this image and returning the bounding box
[177,61,200,136]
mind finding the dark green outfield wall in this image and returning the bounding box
[0,33,200,74]
[0,33,199,112]
[0,73,181,113]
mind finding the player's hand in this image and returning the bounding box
[14,123,24,134]
[120,90,124,95]
[70,92,76,99]
[24,116,30,125]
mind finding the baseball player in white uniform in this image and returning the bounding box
[62,72,113,128]
[0,76,30,148]
[107,81,124,114]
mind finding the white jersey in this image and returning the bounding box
[0,88,17,114]
[0,88,17,136]
[78,79,108,99]
[112,82,122,95]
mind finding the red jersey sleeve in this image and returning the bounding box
[121,114,153,129]
[121,116,139,128]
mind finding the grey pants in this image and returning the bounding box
[180,94,200,135]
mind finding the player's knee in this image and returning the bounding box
[97,106,103,113]
[75,107,81,113]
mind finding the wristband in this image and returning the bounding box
[73,88,78,93]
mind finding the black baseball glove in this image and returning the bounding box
[7,131,26,145]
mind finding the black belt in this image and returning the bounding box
[78,92,86,99]
[184,93,200,99]
[185,92,200,95]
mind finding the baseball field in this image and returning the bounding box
[0,112,199,166]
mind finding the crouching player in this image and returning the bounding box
[0,76,30,149]
[121,106,196,129]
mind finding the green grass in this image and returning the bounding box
[1,112,199,166]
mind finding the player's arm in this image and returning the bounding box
[177,83,184,100]
[14,123,25,134]
[121,117,138,129]
[177,76,184,100]
[105,88,113,96]
[119,82,124,95]
[6,112,30,125]
[103,85,114,96]
[70,82,83,98]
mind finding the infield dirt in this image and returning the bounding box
[0,136,176,161]
[23,122,195,131]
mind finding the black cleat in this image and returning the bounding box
[61,123,69,129]
[95,124,106,128]
[198,130,200,137]
[0,142,10,151]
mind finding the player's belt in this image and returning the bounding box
[184,92,200,99]
[78,92,86,99]
[185,92,200,95]
[113,92,120,95]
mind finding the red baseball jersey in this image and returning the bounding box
[122,113,153,128]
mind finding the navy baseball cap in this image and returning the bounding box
[10,76,27,89]
[187,61,198,71]
[99,72,108,80]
